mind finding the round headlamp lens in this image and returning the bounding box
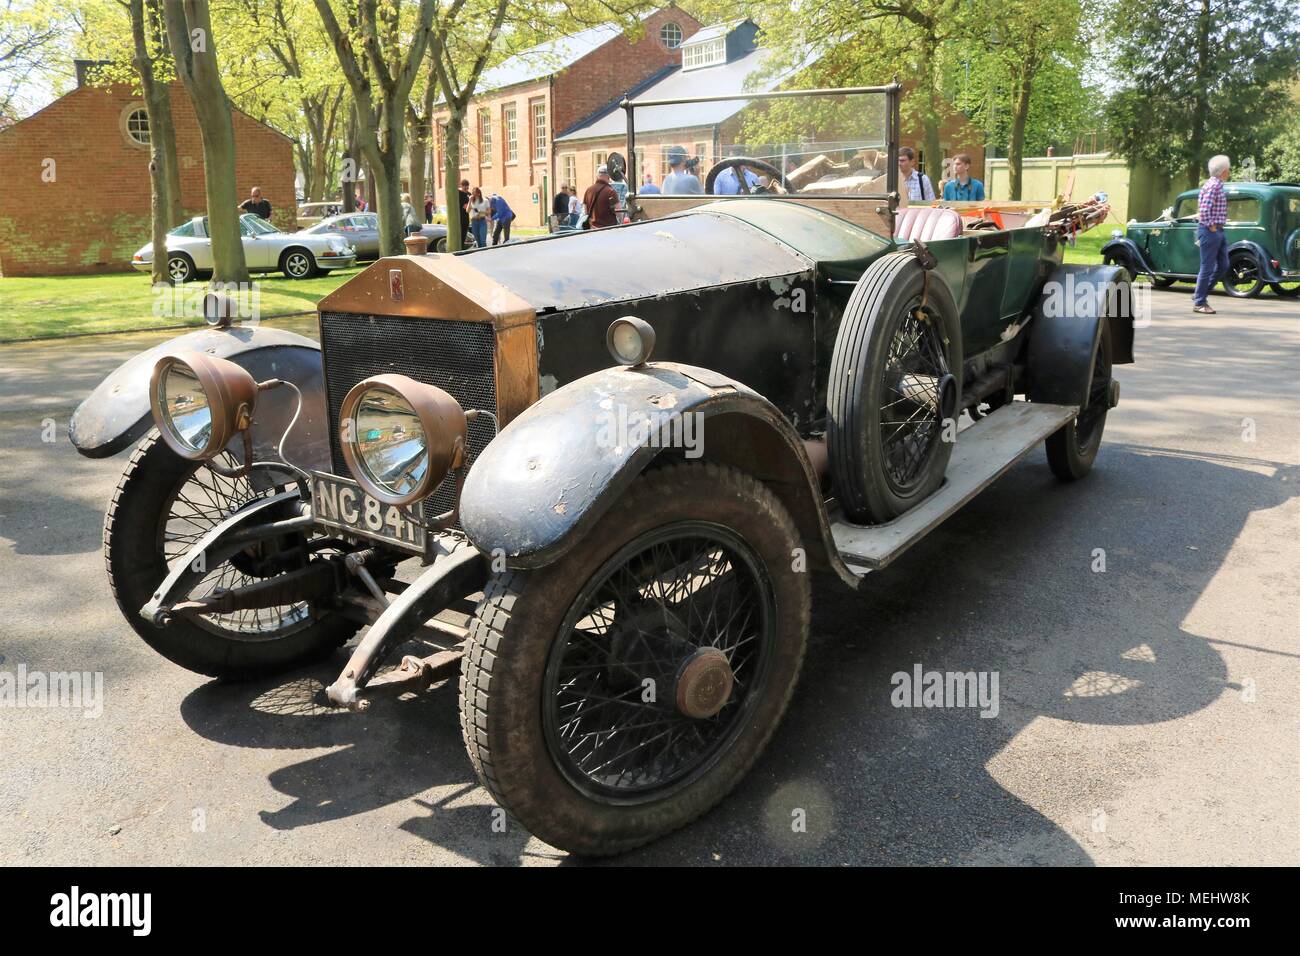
[607,316,655,366]
[353,386,429,497]
[159,361,212,454]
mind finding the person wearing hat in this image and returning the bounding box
[583,164,620,229]
[662,146,702,195]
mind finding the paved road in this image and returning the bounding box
[2,288,1297,866]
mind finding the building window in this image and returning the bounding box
[459,126,469,167]
[504,104,518,163]
[660,22,682,49]
[594,152,607,178]
[561,153,576,189]
[531,100,547,160]
[124,106,150,146]
[682,37,725,70]
[479,109,492,166]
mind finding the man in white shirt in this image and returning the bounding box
[898,146,935,202]
[567,187,582,227]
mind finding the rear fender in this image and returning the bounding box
[459,362,858,585]
[68,325,331,485]
[1027,263,1135,406]
[1227,239,1286,283]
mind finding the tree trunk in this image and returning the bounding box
[163,0,248,283]
[1008,72,1033,201]
[342,102,358,213]
[443,113,465,251]
[127,0,172,285]
[152,88,184,227]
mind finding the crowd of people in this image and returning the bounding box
[450,179,516,247]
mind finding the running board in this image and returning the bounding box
[830,402,1079,572]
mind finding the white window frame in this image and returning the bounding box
[531,100,547,161]
[659,22,682,49]
[561,153,576,189]
[479,108,493,167]
[504,104,518,164]
[682,37,725,70]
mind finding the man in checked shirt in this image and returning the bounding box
[1193,154,1232,314]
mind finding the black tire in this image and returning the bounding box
[1270,281,1300,297]
[105,431,357,679]
[459,462,811,856]
[280,248,319,279]
[166,253,196,284]
[1045,320,1113,481]
[1222,252,1265,298]
[827,251,962,524]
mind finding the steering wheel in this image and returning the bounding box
[704,156,794,195]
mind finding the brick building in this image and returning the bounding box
[0,77,295,277]
[555,19,986,196]
[429,6,702,226]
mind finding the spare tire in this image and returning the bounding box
[827,251,963,524]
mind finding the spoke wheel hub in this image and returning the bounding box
[674,647,734,719]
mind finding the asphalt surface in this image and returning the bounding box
[1,286,1297,866]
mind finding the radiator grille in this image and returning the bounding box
[318,311,497,526]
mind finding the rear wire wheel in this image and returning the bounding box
[105,431,357,678]
[459,462,810,856]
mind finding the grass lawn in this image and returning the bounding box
[0,268,362,342]
[1062,230,1109,266]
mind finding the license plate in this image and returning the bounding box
[311,472,425,553]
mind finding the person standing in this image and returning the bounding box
[239,186,272,220]
[1193,155,1232,314]
[553,185,571,222]
[583,164,620,228]
[400,193,421,235]
[661,146,702,195]
[457,179,472,248]
[467,187,490,249]
[898,147,935,203]
[640,172,660,195]
[424,194,434,224]
[489,192,515,244]
[568,186,582,227]
[942,153,985,202]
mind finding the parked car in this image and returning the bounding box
[74,85,1135,856]
[296,201,343,228]
[1102,181,1300,297]
[130,214,357,282]
[302,212,449,259]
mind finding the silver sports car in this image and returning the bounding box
[130,214,357,282]
[301,212,449,260]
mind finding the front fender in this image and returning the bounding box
[1100,237,1157,277]
[460,362,855,584]
[68,324,331,475]
[1227,239,1286,283]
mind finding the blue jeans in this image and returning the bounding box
[470,218,487,248]
[1193,224,1229,305]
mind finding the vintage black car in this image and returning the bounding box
[69,86,1135,856]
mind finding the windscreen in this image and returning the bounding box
[627,89,891,200]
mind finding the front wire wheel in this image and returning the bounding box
[105,431,357,678]
[460,463,811,856]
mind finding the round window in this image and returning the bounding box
[660,22,682,49]
[125,107,150,146]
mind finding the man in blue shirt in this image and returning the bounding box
[489,193,515,245]
[713,164,761,194]
[639,173,661,195]
[942,153,985,202]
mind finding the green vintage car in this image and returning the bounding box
[1101,181,1300,298]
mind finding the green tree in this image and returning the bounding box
[1104,0,1300,190]
[312,0,436,256]
[0,0,62,121]
[163,0,249,282]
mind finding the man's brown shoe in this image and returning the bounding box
[1193,304,1216,314]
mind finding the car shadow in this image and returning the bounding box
[176,442,1295,865]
